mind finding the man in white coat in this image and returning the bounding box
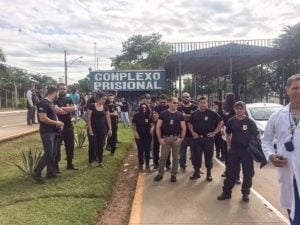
[262,74,300,225]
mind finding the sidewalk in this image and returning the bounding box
[0,124,39,143]
[129,156,289,225]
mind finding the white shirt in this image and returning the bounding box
[26,89,33,107]
[262,103,300,220]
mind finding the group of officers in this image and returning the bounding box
[132,92,259,202]
[32,83,122,183]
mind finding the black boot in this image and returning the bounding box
[206,169,213,182]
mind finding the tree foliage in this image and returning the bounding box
[111,33,172,70]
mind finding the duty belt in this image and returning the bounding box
[164,134,179,137]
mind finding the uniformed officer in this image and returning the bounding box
[188,96,223,181]
[55,83,78,171]
[33,87,64,183]
[132,103,153,171]
[154,97,186,183]
[178,92,198,171]
[106,94,118,155]
[152,94,170,169]
[218,101,259,202]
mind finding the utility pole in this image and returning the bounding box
[64,50,67,86]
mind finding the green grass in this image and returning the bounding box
[0,121,134,225]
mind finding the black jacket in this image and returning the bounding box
[247,136,267,168]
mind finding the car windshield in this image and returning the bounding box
[249,106,282,121]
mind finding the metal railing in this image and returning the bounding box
[168,39,278,56]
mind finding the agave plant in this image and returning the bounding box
[75,129,87,149]
[15,148,42,179]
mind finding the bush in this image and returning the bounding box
[15,148,42,179]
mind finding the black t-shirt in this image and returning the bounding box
[154,105,169,114]
[226,116,259,149]
[178,104,198,137]
[55,96,74,128]
[223,109,235,127]
[37,99,58,134]
[132,112,153,137]
[107,103,118,122]
[88,103,108,131]
[189,109,222,136]
[158,110,184,137]
[121,102,129,112]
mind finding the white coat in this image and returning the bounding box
[262,103,300,220]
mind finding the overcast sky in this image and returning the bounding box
[0,0,299,84]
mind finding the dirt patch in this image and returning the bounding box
[96,147,139,225]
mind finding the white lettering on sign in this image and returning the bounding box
[153,72,160,80]
[90,71,164,90]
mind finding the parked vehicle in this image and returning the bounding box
[246,103,283,135]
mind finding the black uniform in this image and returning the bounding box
[132,110,153,167]
[222,116,258,196]
[106,102,118,154]
[55,96,76,170]
[189,109,222,177]
[34,99,59,178]
[178,104,198,169]
[153,105,170,168]
[88,104,109,164]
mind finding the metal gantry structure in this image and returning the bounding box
[164,39,284,102]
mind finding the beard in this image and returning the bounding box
[59,92,66,97]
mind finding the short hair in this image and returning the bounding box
[45,87,58,96]
[159,94,168,100]
[234,101,246,108]
[199,96,207,101]
[57,83,65,88]
[286,74,300,88]
[167,97,177,102]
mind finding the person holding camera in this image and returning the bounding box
[262,74,300,225]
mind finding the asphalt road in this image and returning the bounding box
[0,111,29,127]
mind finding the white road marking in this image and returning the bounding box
[215,158,290,225]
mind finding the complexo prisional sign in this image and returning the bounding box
[88,70,165,91]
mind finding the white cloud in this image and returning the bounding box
[0,0,300,83]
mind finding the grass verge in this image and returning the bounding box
[0,121,133,225]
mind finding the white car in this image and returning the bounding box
[246,103,283,135]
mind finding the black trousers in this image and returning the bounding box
[214,134,223,156]
[35,132,58,177]
[136,135,151,166]
[192,137,214,175]
[153,133,171,167]
[93,128,107,163]
[87,129,96,163]
[106,119,117,154]
[56,127,74,168]
[27,106,36,125]
[222,148,254,195]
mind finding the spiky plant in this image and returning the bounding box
[75,129,87,149]
[15,148,42,179]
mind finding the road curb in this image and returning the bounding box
[0,129,39,144]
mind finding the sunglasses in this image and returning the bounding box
[173,102,179,104]
[182,96,190,99]
[141,107,147,109]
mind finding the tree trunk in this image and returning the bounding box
[14,81,18,109]
[5,89,7,108]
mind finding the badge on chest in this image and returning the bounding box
[242,125,248,131]
[170,119,174,125]
[145,118,148,123]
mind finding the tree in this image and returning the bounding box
[276,22,300,75]
[111,33,172,70]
